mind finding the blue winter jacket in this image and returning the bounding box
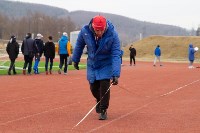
[58,35,68,54]
[188,44,195,61]
[72,20,121,83]
[154,47,161,56]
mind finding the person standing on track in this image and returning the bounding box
[44,36,55,75]
[21,33,35,75]
[153,45,162,67]
[57,32,71,75]
[188,43,197,68]
[33,33,44,74]
[129,45,136,66]
[72,15,121,120]
[6,35,19,75]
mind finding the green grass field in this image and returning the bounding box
[0,61,86,75]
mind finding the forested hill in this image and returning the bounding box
[0,0,69,17]
[0,0,194,45]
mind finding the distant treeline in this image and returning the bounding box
[0,12,77,41]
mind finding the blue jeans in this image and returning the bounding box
[33,56,40,73]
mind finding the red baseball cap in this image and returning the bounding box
[92,15,106,31]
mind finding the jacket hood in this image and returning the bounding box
[189,44,193,48]
[60,35,68,42]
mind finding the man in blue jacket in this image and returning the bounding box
[72,15,121,120]
[188,44,197,68]
[153,45,162,66]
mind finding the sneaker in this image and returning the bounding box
[33,68,37,74]
[23,69,26,75]
[27,72,32,75]
[46,71,48,75]
[58,69,61,74]
[8,71,11,75]
[99,110,107,120]
[160,64,163,66]
[49,70,52,74]
[13,71,17,75]
[36,69,39,74]
[153,64,156,67]
[64,72,67,75]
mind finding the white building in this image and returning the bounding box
[70,31,80,49]
[70,30,87,54]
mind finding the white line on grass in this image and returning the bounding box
[87,79,200,133]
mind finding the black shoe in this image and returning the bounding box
[99,110,107,120]
[13,71,17,75]
[8,71,11,75]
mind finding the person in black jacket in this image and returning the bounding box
[33,33,44,74]
[129,45,136,66]
[21,33,35,75]
[6,35,19,75]
[44,36,55,75]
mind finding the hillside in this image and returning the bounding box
[124,36,200,61]
[0,0,193,45]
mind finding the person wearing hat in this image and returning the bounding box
[33,33,44,74]
[129,45,136,66]
[57,32,71,75]
[21,33,35,75]
[153,45,162,66]
[72,15,121,120]
[6,35,19,75]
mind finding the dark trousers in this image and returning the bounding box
[90,79,110,110]
[23,55,33,73]
[45,57,54,71]
[59,54,68,73]
[130,55,135,65]
[8,58,16,73]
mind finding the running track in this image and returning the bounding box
[0,61,200,133]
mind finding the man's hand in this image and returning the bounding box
[111,77,118,85]
[74,62,79,70]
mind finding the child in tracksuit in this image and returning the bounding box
[44,36,55,74]
[33,33,44,74]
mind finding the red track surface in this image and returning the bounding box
[0,61,200,133]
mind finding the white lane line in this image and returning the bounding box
[160,79,200,97]
[88,79,200,133]
[0,102,80,126]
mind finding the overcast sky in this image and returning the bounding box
[11,0,200,30]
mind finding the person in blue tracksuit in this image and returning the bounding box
[72,15,121,120]
[188,44,197,68]
[153,45,162,66]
